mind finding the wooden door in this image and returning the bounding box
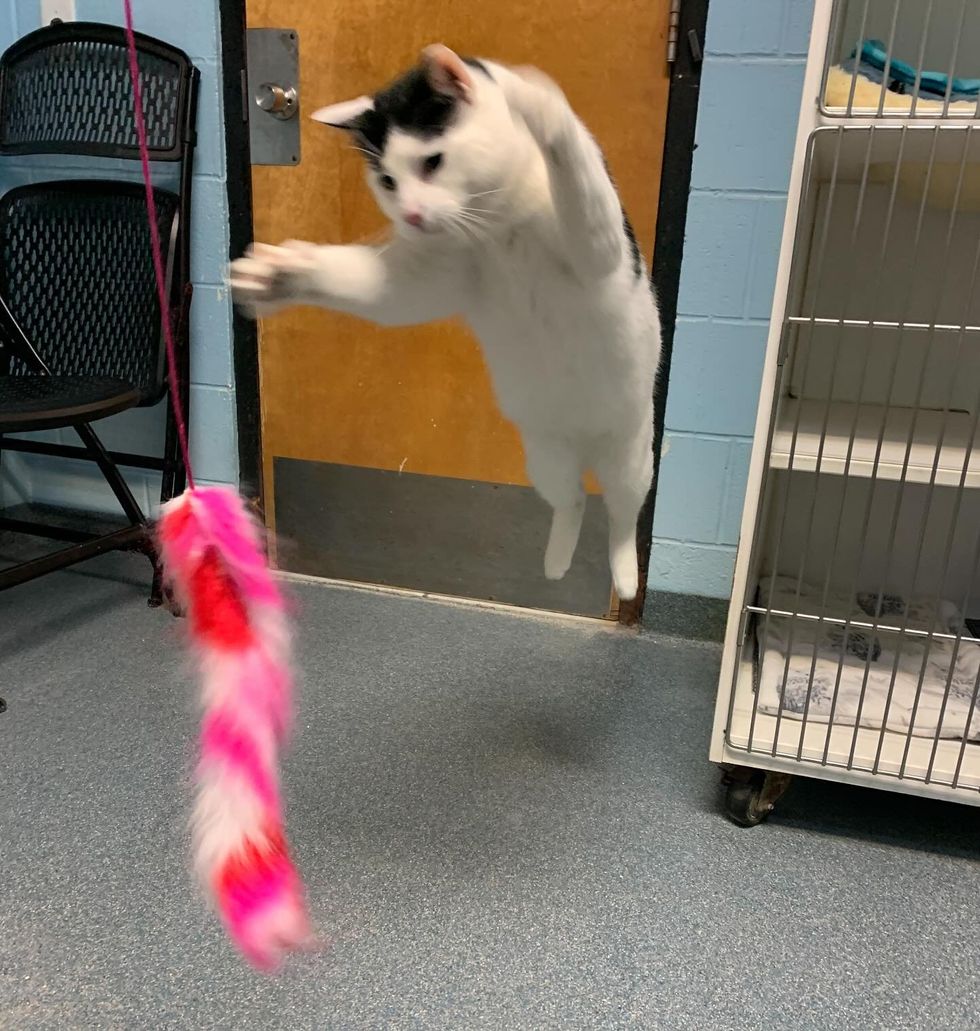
[245,0,671,616]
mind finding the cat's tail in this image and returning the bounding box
[159,487,313,970]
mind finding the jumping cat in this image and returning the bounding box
[230,45,661,601]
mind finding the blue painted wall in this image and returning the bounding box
[0,0,236,514]
[649,0,815,598]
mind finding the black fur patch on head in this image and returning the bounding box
[349,57,490,157]
[350,67,456,155]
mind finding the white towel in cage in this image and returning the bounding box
[755,576,980,741]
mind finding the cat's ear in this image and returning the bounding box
[310,95,374,128]
[421,44,474,103]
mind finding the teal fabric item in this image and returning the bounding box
[857,38,980,98]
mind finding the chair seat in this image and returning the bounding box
[0,375,141,432]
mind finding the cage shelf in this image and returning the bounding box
[770,397,980,486]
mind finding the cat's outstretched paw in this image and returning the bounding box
[229,240,319,318]
[501,65,569,149]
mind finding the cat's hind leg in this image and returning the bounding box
[523,434,586,582]
[594,430,654,602]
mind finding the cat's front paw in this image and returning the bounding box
[229,240,319,318]
[501,65,569,149]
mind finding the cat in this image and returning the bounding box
[230,44,661,601]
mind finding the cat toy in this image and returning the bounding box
[123,1,313,969]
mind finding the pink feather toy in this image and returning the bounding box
[158,489,312,969]
[123,2,313,968]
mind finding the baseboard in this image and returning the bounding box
[643,589,729,643]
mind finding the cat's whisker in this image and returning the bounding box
[443,218,475,249]
[457,206,493,223]
[451,215,490,246]
[456,212,493,235]
[442,215,472,243]
[453,212,482,235]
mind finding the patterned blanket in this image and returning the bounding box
[755,576,980,741]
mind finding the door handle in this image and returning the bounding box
[256,82,298,120]
[246,29,301,165]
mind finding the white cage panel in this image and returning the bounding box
[713,0,980,812]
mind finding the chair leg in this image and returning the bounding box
[151,376,189,613]
[72,421,163,597]
[160,398,181,507]
[151,290,193,615]
[149,410,173,611]
[0,523,149,589]
[173,286,192,503]
[147,532,184,614]
[148,544,164,608]
[73,422,147,526]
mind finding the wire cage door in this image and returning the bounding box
[713,0,980,818]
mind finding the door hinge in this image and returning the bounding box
[667,0,682,64]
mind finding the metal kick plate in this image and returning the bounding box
[246,28,300,166]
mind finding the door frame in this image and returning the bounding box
[619,0,709,625]
[218,0,709,624]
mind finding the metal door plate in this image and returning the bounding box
[246,28,300,166]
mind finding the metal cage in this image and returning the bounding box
[712,0,980,823]
[821,0,980,120]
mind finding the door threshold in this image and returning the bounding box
[276,570,626,629]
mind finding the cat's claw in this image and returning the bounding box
[229,240,319,317]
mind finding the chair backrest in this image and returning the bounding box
[0,22,199,403]
[0,182,179,402]
[0,21,196,161]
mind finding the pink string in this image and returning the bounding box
[122,0,195,489]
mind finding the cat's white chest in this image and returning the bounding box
[462,227,633,433]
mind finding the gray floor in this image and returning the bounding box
[1,545,979,1030]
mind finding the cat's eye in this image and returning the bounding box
[379,173,397,192]
[422,153,443,175]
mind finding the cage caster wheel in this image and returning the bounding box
[720,765,792,827]
[0,697,6,714]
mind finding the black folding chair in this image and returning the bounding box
[0,21,199,605]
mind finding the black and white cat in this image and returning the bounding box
[230,45,661,601]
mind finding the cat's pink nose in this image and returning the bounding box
[404,211,424,228]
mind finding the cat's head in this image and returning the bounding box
[311,45,521,239]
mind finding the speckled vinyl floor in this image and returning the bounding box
[1,546,978,1030]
